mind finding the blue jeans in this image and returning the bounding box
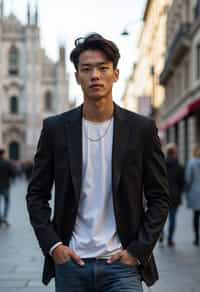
[55,258,143,292]
[168,207,178,242]
[0,189,10,220]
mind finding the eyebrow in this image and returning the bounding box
[80,62,111,67]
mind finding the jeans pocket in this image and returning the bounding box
[56,258,72,267]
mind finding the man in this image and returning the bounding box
[26,33,169,292]
[165,143,184,246]
[0,148,14,226]
[159,143,184,247]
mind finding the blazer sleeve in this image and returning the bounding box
[26,119,61,255]
[127,120,170,266]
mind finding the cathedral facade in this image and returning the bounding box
[0,1,73,161]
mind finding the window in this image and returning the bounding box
[169,80,174,103]
[44,92,53,111]
[184,61,189,90]
[9,141,20,160]
[175,72,181,98]
[194,0,200,19]
[10,96,18,114]
[178,71,183,98]
[8,46,19,75]
[166,128,170,144]
[175,124,179,146]
[196,44,200,79]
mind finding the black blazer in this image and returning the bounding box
[26,104,169,287]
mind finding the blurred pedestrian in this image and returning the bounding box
[26,33,169,291]
[0,148,15,226]
[160,143,184,247]
[12,160,24,180]
[185,145,200,246]
[23,160,33,181]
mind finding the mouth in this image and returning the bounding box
[89,84,104,89]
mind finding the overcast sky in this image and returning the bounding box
[4,0,147,105]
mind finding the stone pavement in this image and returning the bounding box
[0,178,199,292]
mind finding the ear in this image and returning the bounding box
[75,71,80,85]
[113,69,119,82]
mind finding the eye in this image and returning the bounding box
[100,66,109,71]
[81,67,90,72]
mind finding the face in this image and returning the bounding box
[75,50,119,101]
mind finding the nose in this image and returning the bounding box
[91,68,100,80]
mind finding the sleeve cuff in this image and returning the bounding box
[49,242,63,256]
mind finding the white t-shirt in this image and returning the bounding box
[69,117,122,258]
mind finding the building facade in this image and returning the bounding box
[123,0,172,122]
[160,0,200,163]
[0,2,73,161]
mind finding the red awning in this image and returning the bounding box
[159,97,200,131]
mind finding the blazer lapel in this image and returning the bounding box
[112,104,130,197]
[66,106,82,204]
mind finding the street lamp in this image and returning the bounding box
[150,65,155,105]
[121,18,143,36]
[149,65,158,119]
[121,29,129,36]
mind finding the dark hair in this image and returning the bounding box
[165,143,177,158]
[70,33,120,70]
[193,145,200,158]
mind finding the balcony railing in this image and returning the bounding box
[160,23,191,85]
[2,76,24,90]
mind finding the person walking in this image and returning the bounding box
[0,148,15,226]
[185,145,200,246]
[26,33,169,292]
[23,160,33,181]
[161,143,184,247]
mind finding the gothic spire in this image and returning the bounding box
[27,1,30,25]
[0,0,4,19]
[34,4,38,26]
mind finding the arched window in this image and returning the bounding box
[8,46,19,75]
[10,96,18,114]
[44,92,53,111]
[9,141,20,160]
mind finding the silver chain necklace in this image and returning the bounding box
[84,118,113,142]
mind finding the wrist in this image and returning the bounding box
[124,250,141,266]
[49,242,63,256]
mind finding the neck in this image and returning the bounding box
[83,98,114,122]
